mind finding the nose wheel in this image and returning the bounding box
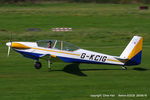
[34,61,42,69]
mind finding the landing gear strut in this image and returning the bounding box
[34,61,42,69]
[48,60,52,71]
[122,66,127,70]
[34,58,52,71]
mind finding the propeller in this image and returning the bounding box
[7,45,11,56]
[7,33,12,56]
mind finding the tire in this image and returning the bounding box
[34,62,42,69]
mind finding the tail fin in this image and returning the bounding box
[120,36,143,66]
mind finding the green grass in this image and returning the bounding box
[0,3,150,100]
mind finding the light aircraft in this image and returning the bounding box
[6,36,143,70]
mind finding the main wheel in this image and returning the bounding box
[34,62,42,69]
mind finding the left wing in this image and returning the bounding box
[39,54,63,62]
[15,49,63,62]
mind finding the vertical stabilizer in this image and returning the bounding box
[120,36,143,66]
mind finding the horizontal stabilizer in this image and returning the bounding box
[114,56,127,63]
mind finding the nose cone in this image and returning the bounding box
[6,42,11,47]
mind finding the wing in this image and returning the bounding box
[39,54,63,62]
[14,49,63,62]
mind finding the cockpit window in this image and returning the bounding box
[37,40,55,48]
[62,41,79,51]
[37,40,79,51]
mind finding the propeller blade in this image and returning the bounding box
[7,46,10,56]
[7,33,12,56]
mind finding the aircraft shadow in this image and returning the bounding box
[132,67,148,71]
[52,64,148,76]
[63,63,87,76]
[82,67,148,71]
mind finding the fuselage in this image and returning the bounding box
[6,41,124,66]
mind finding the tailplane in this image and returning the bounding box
[120,36,143,66]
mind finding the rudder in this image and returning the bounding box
[120,36,143,66]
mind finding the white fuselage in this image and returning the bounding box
[11,42,124,65]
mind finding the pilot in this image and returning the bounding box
[47,41,52,48]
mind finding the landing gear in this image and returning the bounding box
[34,58,52,71]
[122,66,127,70]
[34,61,42,69]
[48,60,52,71]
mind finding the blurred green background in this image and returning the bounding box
[0,2,150,100]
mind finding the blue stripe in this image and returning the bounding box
[125,51,142,66]
[58,56,122,65]
[14,49,123,66]
[14,49,43,60]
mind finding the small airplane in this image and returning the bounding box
[6,35,143,70]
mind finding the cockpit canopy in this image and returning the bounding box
[37,40,80,51]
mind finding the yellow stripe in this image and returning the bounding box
[128,37,143,59]
[51,54,56,58]
[107,59,121,63]
[32,47,80,56]
[11,43,80,56]
[11,43,31,49]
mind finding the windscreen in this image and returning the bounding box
[37,40,79,51]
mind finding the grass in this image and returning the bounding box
[0,3,150,100]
